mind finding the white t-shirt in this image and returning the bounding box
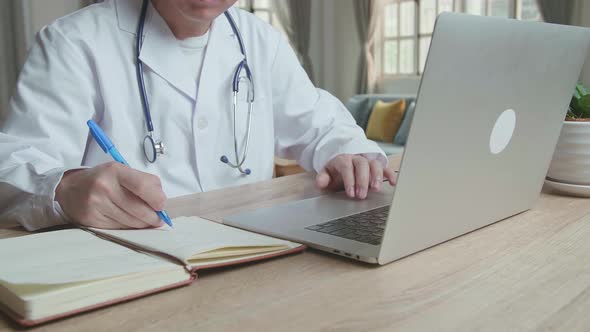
[178,31,209,81]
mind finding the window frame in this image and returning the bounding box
[378,0,539,80]
[380,0,420,77]
[236,0,275,25]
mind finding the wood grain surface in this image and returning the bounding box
[2,155,590,332]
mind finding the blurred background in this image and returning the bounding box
[1,0,589,115]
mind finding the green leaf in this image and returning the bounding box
[570,84,590,118]
[567,107,577,119]
[574,87,582,100]
[577,94,590,118]
[571,96,578,108]
[576,83,588,97]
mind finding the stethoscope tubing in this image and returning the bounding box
[136,0,254,174]
[136,0,154,133]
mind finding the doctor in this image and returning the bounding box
[0,0,395,231]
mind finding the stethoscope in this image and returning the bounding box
[136,0,254,175]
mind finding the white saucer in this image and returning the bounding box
[544,178,590,198]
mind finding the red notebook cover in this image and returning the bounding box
[3,245,306,327]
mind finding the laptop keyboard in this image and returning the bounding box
[304,206,390,245]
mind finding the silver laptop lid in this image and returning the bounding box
[378,13,590,264]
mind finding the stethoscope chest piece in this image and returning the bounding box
[143,134,164,163]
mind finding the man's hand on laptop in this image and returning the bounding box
[315,154,396,199]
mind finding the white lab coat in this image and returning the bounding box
[0,0,386,231]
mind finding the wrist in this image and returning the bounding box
[55,169,85,203]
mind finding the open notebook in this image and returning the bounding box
[0,216,304,326]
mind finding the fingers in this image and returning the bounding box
[78,210,128,229]
[369,160,383,192]
[324,155,380,199]
[101,214,133,230]
[91,164,161,228]
[333,157,355,198]
[352,157,370,199]
[315,169,331,189]
[384,167,397,186]
[110,187,162,227]
[322,154,399,201]
[100,197,153,229]
[118,167,167,211]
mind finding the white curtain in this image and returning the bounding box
[354,0,384,94]
[273,0,315,82]
[536,0,574,24]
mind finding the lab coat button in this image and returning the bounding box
[198,118,208,130]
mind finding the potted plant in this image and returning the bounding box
[546,83,590,195]
[566,83,590,121]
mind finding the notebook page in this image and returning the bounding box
[91,217,300,264]
[0,229,180,285]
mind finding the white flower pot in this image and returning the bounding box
[547,120,590,185]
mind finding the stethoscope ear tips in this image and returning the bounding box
[220,155,251,175]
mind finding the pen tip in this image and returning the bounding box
[158,210,173,228]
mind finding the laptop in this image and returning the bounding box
[224,13,590,265]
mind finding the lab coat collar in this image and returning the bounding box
[114,0,244,101]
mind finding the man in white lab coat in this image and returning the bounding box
[0,0,395,231]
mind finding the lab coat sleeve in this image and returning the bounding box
[270,34,387,172]
[0,25,97,231]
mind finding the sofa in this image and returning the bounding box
[344,94,417,156]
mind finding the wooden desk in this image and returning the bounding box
[2,155,590,331]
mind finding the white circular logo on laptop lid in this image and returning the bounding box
[489,109,516,154]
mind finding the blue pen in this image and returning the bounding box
[86,120,173,228]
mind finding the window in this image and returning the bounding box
[380,0,541,77]
[236,0,276,25]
